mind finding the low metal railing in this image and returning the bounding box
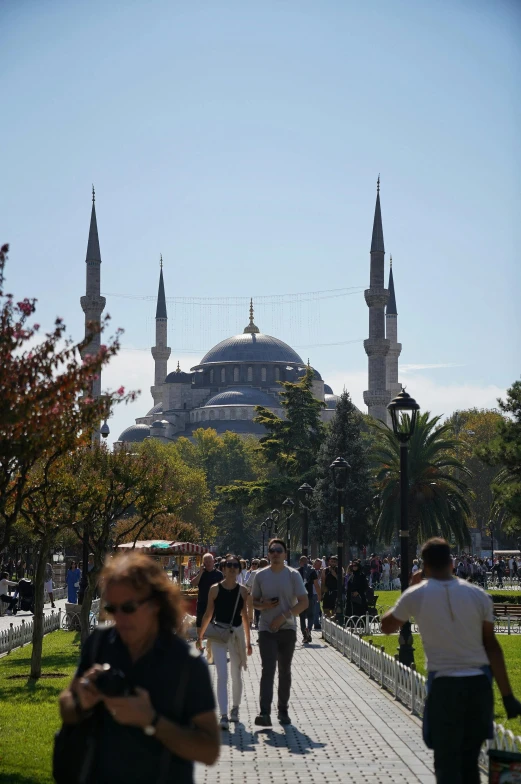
[322,617,521,769]
[0,609,62,655]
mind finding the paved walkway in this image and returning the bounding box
[196,632,437,784]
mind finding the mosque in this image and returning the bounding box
[79,181,402,445]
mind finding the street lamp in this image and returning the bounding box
[262,515,274,557]
[387,388,420,667]
[298,484,314,557]
[260,521,267,558]
[270,509,280,535]
[330,457,350,624]
[488,521,495,564]
[282,498,295,565]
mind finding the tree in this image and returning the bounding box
[478,380,521,531]
[312,391,373,557]
[371,412,472,564]
[0,242,134,553]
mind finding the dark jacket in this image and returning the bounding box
[345,570,369,615]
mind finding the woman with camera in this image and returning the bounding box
[197,554,252,731]
[57,552,220,784]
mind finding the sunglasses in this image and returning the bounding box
[269,547,284,554]
[103,597,152,615]
[224,562,240,569]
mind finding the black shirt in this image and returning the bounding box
[196,568,223,612]
[76,626,215,784]
[298,565,318,597]
[214,583,243,627]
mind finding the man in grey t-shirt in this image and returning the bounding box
[251,538,308,727]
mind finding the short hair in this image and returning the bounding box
[100,551,184,634]
[251,559,260,566]
[203,552,214,560]
[1,571,8,580]
[421,538,452,570]
[259,558,269,568]
[268,538,286,553]
[299,555,308,562]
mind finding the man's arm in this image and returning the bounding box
[381,590,415,635]
[190,567,205,587]
[155,710,220,765]
[381,610,405,635]
[482,621,513,697]
[313,579,321,602]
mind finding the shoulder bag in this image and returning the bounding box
[204,585,242,644]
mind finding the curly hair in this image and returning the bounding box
[100,552,184,634]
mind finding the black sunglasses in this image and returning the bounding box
[103,597,152,615]
[269,547,284,554]
[224,562,240,568]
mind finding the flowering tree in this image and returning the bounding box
[0,243,135,554]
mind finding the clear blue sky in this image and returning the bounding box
[2,0,520,443]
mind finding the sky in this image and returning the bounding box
[2,0,520,445]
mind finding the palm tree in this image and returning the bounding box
[371,412,472,565]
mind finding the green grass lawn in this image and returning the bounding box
[0,632,80,783]
[362,632,521,734]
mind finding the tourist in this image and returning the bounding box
[57,551,219,783]
[66,560,82,604]
[16,559,26,580]
[197,555,252,730]
[251,538,308,726]
[0,571,19,615]
[191,553,223,663]
[244,558,260,627]
[345,560,369,623]
[382,537,521,784]
[44,560,56,608]
[312,558,323,630]
[321,555,339,618]
[297,555,320,643]
[369,553,380,588]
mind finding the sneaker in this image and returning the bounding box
[304,630,312,643]
[278,711,291,725]
[254,713,272,727]
[220,715,229,731]
[230,706,239,723]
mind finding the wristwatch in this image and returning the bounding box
[143,711,160,736]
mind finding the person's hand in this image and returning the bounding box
[269,614,286,632]
[196,638,204,651]
[503,694,521,719]
[75,665,106,711]
[352,591,359,597]
[104,687,155,728]
[247,644,253,656]
[262,598,279,609]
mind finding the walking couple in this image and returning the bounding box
[197,539,308,729]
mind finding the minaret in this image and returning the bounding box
[363,177,390,422]
[151,255,171,405]
[385,256,402,411]
[80,186,106,402]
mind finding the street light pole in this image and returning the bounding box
[387,389,420,668]
[298,484,314,557]
[330,457,350,626]
[282,499,295,566]
[261,522,267,557]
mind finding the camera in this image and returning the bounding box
[95,664,134,697]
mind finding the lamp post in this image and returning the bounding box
[330,457,350,625]
[270,509,280,535]
[488,521,495,564]
[387,389,420,667]
[260,522,267,558]
[262,515,274,557]
[282,498,295,565]
[298,484,314,557]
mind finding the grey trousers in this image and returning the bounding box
[258,629,296,714]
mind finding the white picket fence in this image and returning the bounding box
[0,610,62,655]
[322,617,521,770]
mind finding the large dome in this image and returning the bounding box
[117,423,150,443]
[197,332,303,366]
[204,386,279,407]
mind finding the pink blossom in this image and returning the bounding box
[117,386,125,396]
[33,324,40,330]
[51,404,60,415]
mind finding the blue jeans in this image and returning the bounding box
[312,594,321,628]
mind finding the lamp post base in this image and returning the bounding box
[398,620,415,667]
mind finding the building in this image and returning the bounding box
[79,180,401,446]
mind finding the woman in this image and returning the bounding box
[345,560,369,622]
[197,554,252,730]
[321,556,339,618]
[381,558,391,590]
[66,560,82,604]
[58,552,219,784]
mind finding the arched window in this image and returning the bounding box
[233,366,239,383]
[247,366,253,382]
[210,369,214,384]
[274,366,280,382]
[221,367,226,384]
[231,408,236,420]
[210,409,215,420]
[261,366,267,382]
[219,409,225,420]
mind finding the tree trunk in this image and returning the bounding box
[80,576,93,644]
[30,539,49,679]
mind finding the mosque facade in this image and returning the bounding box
[80,182,401,446]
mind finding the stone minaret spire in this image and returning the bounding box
[151,255,171,405]
[243,298,260,334]
[80,186,106,403]
[385,256,402,409]
[363,177,390,422]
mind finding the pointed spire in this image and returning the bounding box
[176,360,181,372]
[386,257,397,315]
[155,260,167,319]
[86,186,101,262]
[371,176,385,253]
[160,253,163,270]
[243,297,260,334]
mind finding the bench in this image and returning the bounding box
[493,603,521,633]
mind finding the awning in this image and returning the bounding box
[117,540,207,556]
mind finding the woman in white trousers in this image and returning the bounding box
[197,555,252,730]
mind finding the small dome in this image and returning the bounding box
[197,333,303,366]
[325,394,340,410]
[324,384,334,395]
[118,424,150,443]
[151,420,165,428]
[204,386,278,407]
[165,370,192,384]
[146,403,163,416]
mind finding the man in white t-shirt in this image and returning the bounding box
[382,538,521,784]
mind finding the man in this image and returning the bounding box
[382,538,521,784]
[297,556,320,643]
[244,558,260,628]
[369,553,380,588]
[252,539,308,726]
[0,571,19,615]
[44,560,56,609]
[191,553,223,662]
[312,558,323,630]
